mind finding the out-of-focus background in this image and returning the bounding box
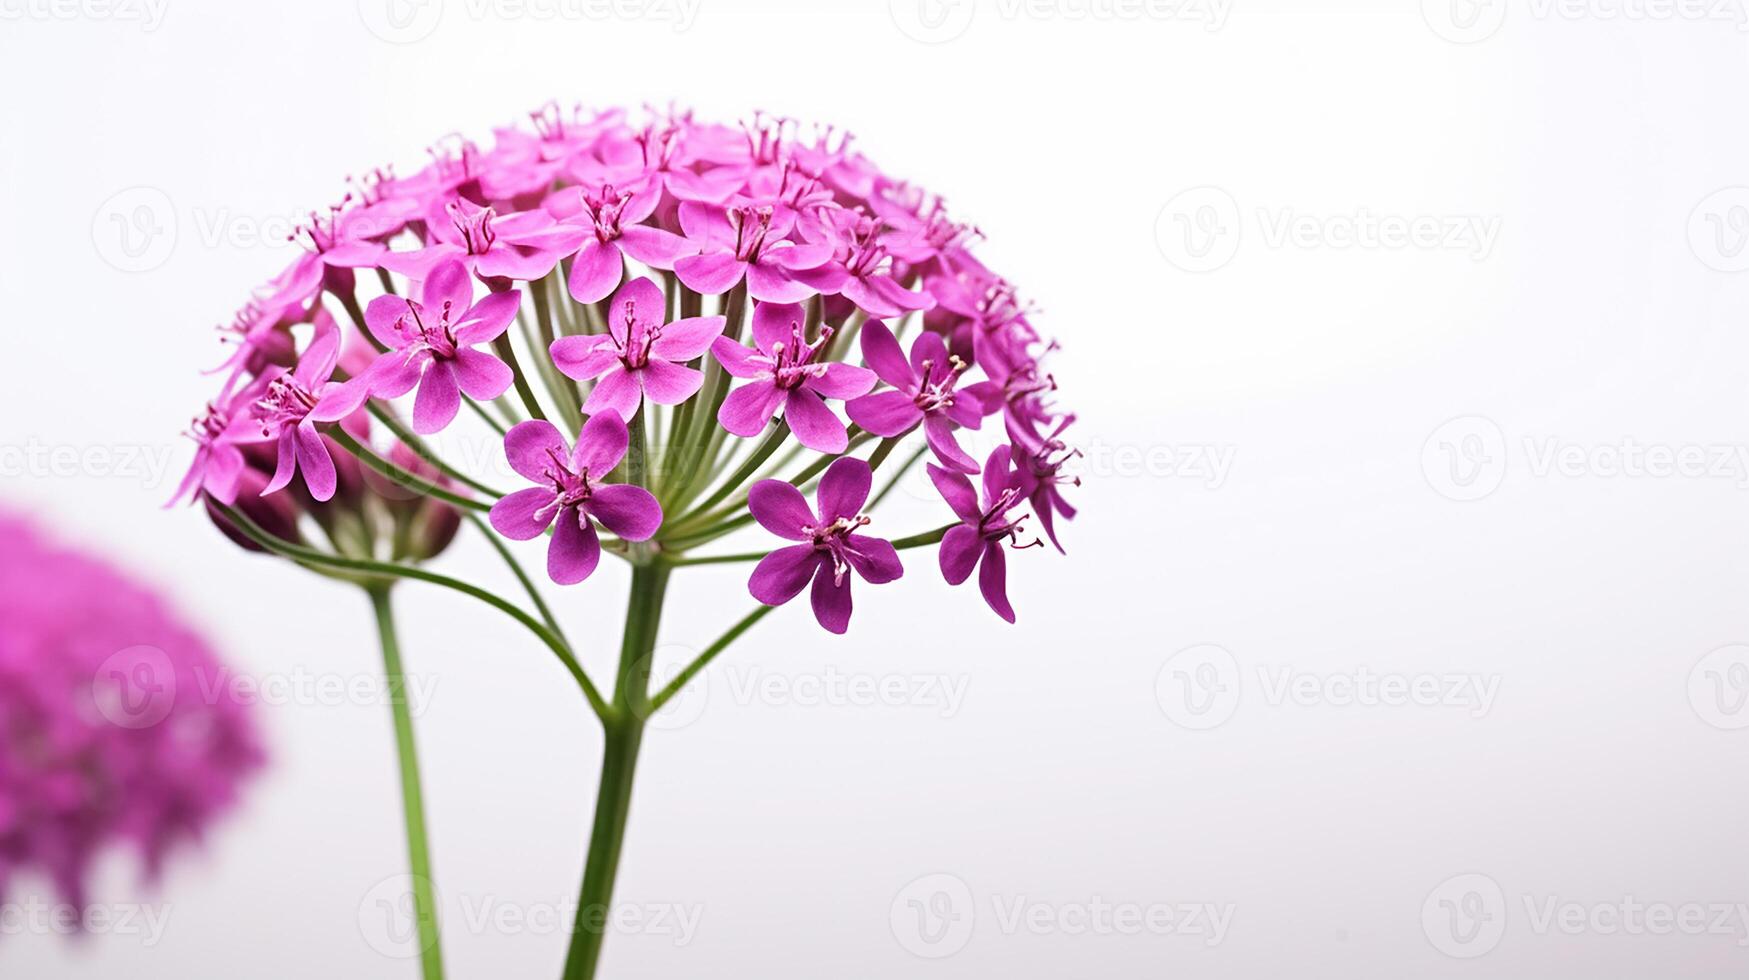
[4,1,1749,976]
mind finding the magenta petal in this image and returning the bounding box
[928,465,983,525]
[939,525,983,585]
[452,348,513,400]
[745,262,814,304]
[981,444,1015,504]
[568,238,624,305]
[583,367,644,420]
[587,483,663,542]
[844,533,903,584]
[550,334,620,381]
[490,487,558,540]
[412,360,462,434]
[858,320,916,388]
[293,423,336,501]
[548,508,601,585]
[870,274,935,312]
[263,431,298,496]
[817,457,872,521]
[749,480,816,540]
[809,362,878,400]
[650,315,725,361]
[846,390,922,438]
[618,225,687,269]
[809,566,853,634]
[719,382,784,437]
[309,376,371,422]
[923,416,979,474]
[455,291,521,345]
[978,541,1015,622]
[609,277,664,345]
[749,545,821,606]
[369,353,425,398]
[639,359,704,405]
[573,410,630,474]
[675,251,747,295]
[364,294,411,349]
[503,419,569,482]
[910,330,951,380]
[750,301,806,354]
[782,390,848,454]
[422,259,474,313]
[710,336,764,378]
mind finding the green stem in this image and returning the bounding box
[492,334,550,424]
[330,429,493,512]
[462,511,565,645]
[365,404,505,499]
[648,604,773,711]
[669,421,788,530]
[367,586,445,980]
[563,563,671,980]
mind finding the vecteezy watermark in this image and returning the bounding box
[1072,439,1236,488]
[0,0,168,30]
[0,439,180,488]
[92,187,176,273]
[1423,872,1749,958]
[635,652,973,732]
[0,897,173,945]
[357,875,700,959]
[1689,644,1749,730]
[889,0,1228,44]
[1155,187,1501,272]
[358,0,699,42]
[1688,187,1749,272]
[1422,415,1749,501]
[91,190,420,272]
[1423,0,1749,44]
[889,872,1233,958]
[1155,645,1501,730]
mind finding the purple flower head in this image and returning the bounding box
[249,316,370,502]
[0,511,261,914]
[711,302,875,453]
[794,208,935,319]
[361,259,520,434]
[930,446,1040,623]
[747,458,903,634]
[556,183,688,304]
[488,413,663,585]
[673,202,836,302]
[549,277,724,420]
[846,321,998,474]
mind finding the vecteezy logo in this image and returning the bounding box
[91,187,176,273]
[91,645,177,729]
[890,872,975,958]
[1421,416,1507,501]
[1155,187,1241,272]
[889,0,975,43]
[358,0,443,43]
[1421,873,1506,958]
[1421,0,1506,43]
[1154,644,1241,730]
[358,874,438,959]
[1689,645,1749,730]
[1687,188,1749,273]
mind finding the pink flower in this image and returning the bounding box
[746,458,903,634]
[360,259,520,434]
[711,302,875,453]
[555,183,689,304]
[248,317,370,501]
[0,511,261,914]
[794,208,935,319]
[929,446,1039,623]
[488,414,664,585]
[549,277,724,420]
[673,203,836,302]
[845,320,996,474]
[382,197,579,283]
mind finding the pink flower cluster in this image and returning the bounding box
[0,512,261,914]
[181,105,1078,632]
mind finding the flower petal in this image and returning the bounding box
[618,225,687,270]
[548,508,601,585]
[809,565,853,634]
[639,359,704,405]
[749,545,821,606]
[364,295,413,350]
[710,336,765,379]
[844,533,903,584]
[846,390,921,438]
[568,238,624,305]
[817,456,872,521]
[858,319,916,388]
[924,416,980,474]
[412,360,461,434]
[503,419,569,482]
[583,367,644,421]
[939,525,983,585]
[609,276,665,343]
[421,258,474,313]
[550,334,620,381]
[750,301,805,355]
[294,422,336,501]
[718,382,784,438]
[490,487,558,540]
[454,290,521,346]
[452,348,514,401]
[749,479,815,540]
[928,465,983,525]
[978,540,1015,622]
[588,483,663,542]
[573,409,630,474]
[808,362,877,400]
[674,250,746,295]
[650,315,726,362]
[782,390,849,454]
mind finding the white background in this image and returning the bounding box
[4,0,1749,976]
